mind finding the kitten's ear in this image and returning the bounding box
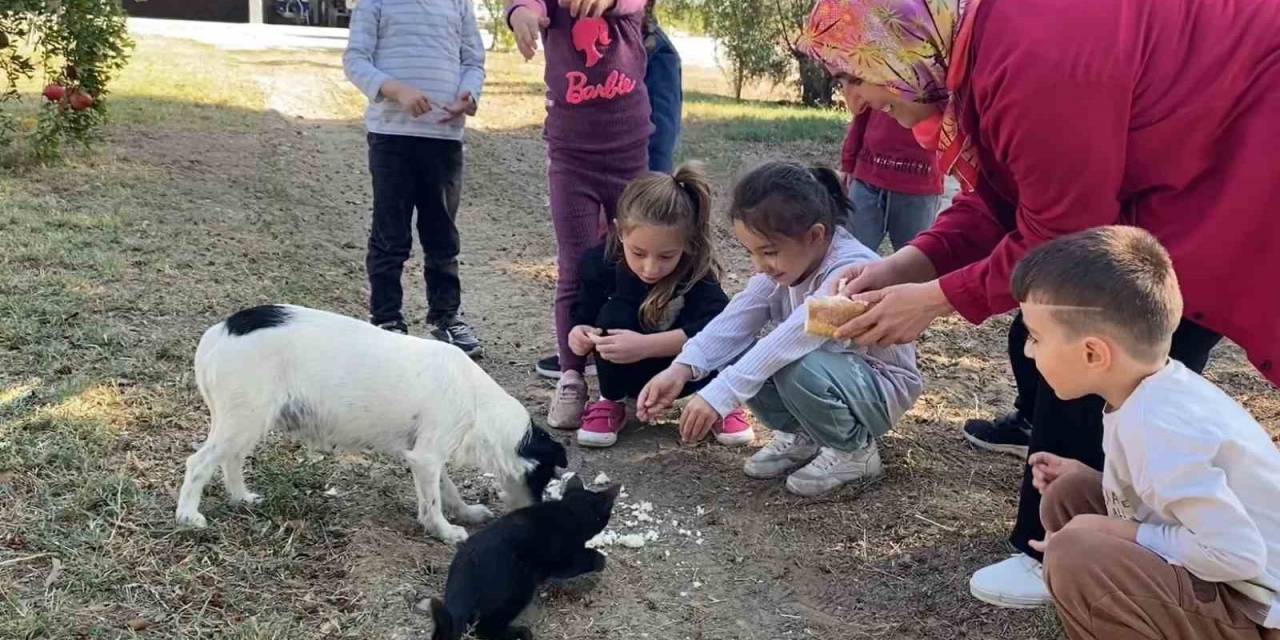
[564,474,586,494]
[599,484,621,510]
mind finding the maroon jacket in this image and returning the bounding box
[909,0,1280,384]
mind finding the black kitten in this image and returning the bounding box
[430,476,620,640]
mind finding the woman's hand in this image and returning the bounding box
[636,364,692,422]
[568,325,599,357]
[836,245,938,297]
[678,395,721,444]
[835,281,953,346]
[591,329,651,364]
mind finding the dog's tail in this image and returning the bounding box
[429,598,461,640]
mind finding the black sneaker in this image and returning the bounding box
[535,353,597,379]
[376,320,408,335]
[963,413,1032,458]
[432,320,483,359]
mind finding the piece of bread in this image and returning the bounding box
[805,296,871,338]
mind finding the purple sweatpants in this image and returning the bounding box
[548,144,648,373]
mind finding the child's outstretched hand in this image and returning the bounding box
[560,0,615,18]
[678,396,720,444]
[510,7,550,61]
[569,325,599,357]
[591,329,649,364]
[636,364,691,422]
[1028,452,1090,493]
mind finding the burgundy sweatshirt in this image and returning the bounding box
[509,0,653,152]
[842,110,943,196]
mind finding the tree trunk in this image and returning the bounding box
[796,54,834,107]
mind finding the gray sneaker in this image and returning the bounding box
[785,442,882,497]
[742,432,820,479]
[432,320,483,359]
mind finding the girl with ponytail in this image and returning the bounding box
[638,160,923,497]
[568,162,750,448]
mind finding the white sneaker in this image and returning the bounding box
[547,371,587,430]
[742,432,819,479]
[784,442,882,497]
[969,554,1051,608]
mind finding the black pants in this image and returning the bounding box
[594,297,711,401]
[1007,313,1223,559]
[366,133,463,327]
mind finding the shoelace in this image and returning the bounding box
[807,449,843,472]
[445,322,475,340]
[556,381,586,406]
[765,433,806,456]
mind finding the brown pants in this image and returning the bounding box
[1041,470,1278,640]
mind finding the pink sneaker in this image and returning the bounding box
[577,399,626,448]
[714,407,755,446]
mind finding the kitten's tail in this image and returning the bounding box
[429,598,461,640]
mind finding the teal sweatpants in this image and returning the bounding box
[745,350,892,452]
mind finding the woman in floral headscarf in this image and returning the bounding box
[802,0,1280,623]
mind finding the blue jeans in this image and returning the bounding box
[848,179,941,253]
[645,26,682,173]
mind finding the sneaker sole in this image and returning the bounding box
[963,431,1030,459]
[576,430,618,448]
[743,453,818,479]
[969,583,1050,609]
[535,364,598,380]
[715,430,755,446]
[784,467,882,497]
[547,418,582,431]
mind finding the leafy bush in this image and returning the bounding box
[0,0,133,163]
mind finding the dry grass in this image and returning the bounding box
[1,35,1276,640]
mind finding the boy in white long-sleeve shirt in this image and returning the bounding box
[343,0,485,355]
[1011,226,1280,639]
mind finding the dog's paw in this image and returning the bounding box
[431,523,469,545]
[176,511,208,528]
[231,492,263,506]
[456,504,493,524]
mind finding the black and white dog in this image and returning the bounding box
[175,305,566,543]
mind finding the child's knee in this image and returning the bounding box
[1043,527,1106,598]
[772,355,832,399]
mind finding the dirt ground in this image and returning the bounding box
[2,36,1277,640]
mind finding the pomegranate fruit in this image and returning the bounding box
[68,90,94,111]
[43,84,66,102]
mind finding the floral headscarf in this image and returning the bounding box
[801,0,983,190]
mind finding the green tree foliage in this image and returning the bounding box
[1,0,133,162]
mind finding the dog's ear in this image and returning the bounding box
[528,424,568,468]
[553,439,568,468]
[563,474,586,494]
